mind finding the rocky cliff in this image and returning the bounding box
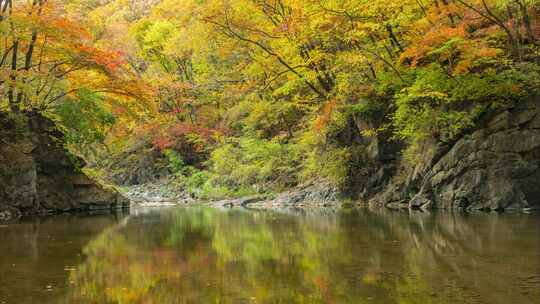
[369,100,540,211]
[0,112,129,221]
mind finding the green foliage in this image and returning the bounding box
[344,101,382,120]
[54,89,116,148]
[300,146,351,186]
[163,149,186,175]
[393,63,540,143]
[208,137,298,191]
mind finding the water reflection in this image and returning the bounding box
[59,208,540,304]
[0,212,128,304]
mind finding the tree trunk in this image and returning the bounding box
[517,0,535,44]
[8,41,18,112]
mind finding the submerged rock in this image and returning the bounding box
[211,195,267,208]
[0,112,128,218]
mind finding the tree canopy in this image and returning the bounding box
[2,0,540,195]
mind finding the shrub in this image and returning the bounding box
[299,146,351,186]
[54,88,116,148]
[392,63,540,144]
[208,137,298,191]
[163,149,186,175]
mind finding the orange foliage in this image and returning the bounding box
[314,99,338,133]
[400,3,502,74]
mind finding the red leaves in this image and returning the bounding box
[154,136,175,150]
[168,122,214,139]
[151,122,218,151]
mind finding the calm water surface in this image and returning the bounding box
[0,207,539,304]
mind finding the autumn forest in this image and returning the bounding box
[2,0,540,202]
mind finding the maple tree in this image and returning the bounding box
[0,0,135,111]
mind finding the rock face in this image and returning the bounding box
[370,100,540,211]
[104,143,168,186]
[0,112,129,220]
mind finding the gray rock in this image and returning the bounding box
[122,179,195,205]
[0,112,128,218]
[370,100,540,211]
[264,182,342,207]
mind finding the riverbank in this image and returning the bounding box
[121,178,343,208]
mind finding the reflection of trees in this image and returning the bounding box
[380,211,540,304]
[65,208,540,304]
[0,213,126,304]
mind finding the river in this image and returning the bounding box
[0,207,539,303]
